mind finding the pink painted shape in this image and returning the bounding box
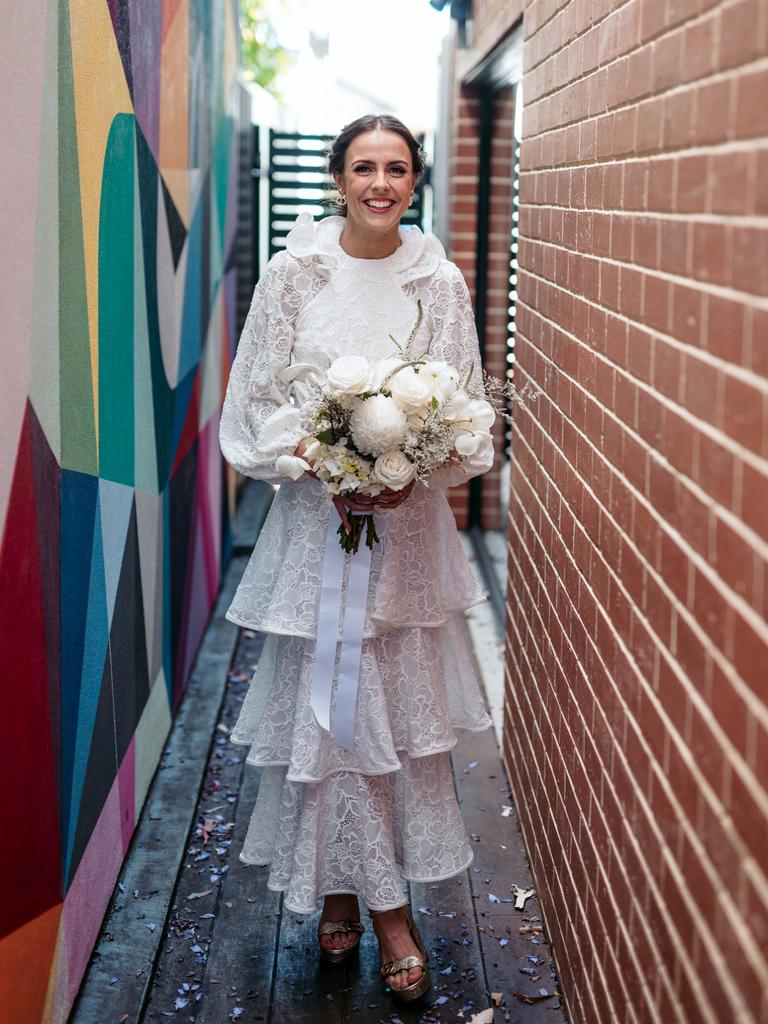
[118,736,136,851]
[197,416,222,598]
[56,771,125,1015]
[173,506,209,710]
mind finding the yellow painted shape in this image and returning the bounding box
[159,0,189,225]
[134,667,171,815]
[68,0,133,441]
[0,903,62,1024]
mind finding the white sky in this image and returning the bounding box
[266,0,451,132]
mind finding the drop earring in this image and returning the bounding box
[338,192,347,206]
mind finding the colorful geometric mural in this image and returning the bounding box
[0,2,240,1020]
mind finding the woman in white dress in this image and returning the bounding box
[219,114,494,1002]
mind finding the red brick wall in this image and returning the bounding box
[446,85,518,529]
[447,88,481,529]
[451,0,768,1021]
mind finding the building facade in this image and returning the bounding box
[445,1,768,1020]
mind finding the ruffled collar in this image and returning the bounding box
[285,211,446,283]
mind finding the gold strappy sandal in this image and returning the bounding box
[317,918,365,965]
[369,905,432,1002]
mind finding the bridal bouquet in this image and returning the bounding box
[276,302,536,552]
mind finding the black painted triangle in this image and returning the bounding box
[161,176,188,270]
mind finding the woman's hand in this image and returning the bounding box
[333,479,415,535]
[292,437,319,478]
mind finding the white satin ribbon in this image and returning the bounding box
[309,513,375,751]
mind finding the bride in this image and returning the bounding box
[219,114,494,1002]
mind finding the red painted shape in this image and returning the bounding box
[171,366,201,477]
[0,404,62,938]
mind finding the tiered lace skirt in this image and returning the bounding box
[229,616,492,915]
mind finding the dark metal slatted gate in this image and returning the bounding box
[267,129,429,259]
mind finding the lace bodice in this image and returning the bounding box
[219,212,493,489]
[219,212,494,639]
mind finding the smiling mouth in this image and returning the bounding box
[363,199,396,210]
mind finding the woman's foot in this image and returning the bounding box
[370,905,425,991]
[318,893,362,955]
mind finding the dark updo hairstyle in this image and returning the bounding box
[326,114,425,217]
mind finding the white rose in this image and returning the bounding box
[275,454,312,480]
[373,449,417,490]
[349,394,409,456]
[388,366,432,413]
[454,430,494,457]
[420,361,459,402]
[326,355,371,395]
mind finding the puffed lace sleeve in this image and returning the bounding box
[219,252,310,485]
[426,263,495,489]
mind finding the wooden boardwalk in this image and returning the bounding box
[71,485,567,1024]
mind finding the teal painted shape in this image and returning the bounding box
[64,486,109,882]
[212,114,233,260]
[177,194,202,384]
[99,113,136,485]
[99,479,135,628]
[133,165,158,494]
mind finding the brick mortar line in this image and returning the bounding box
[515,300,768,564]
[508,398,768,874]
[519,135,768,166]
[503,543,694,1021]
[520,127,768,173]
[518,243,768,391]
[506,447,768,1002]
[511,333,768,677]
[522,0,690,78]
[526,206,768,230]
[505,500,729,1022]
[500,629,657,1022]
[501,663,663,1024]
[518,258,768,422]
[509,393,768,750]
[523,15,768,114]
[522,0,615,52]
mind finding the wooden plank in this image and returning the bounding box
[141,630,267,1023]
[196,631,282,1024]
[269,911,346,1024]
[452,682,568,1021]
[194,771,283,1024]
[69,557,247,1023]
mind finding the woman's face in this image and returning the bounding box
[333,129,418,235]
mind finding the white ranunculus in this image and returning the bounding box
[275,454,312,479]
[326,355,371,395]
[349,394,409,456]
[442,389,471,421]
[466,399,496,431]
[454,430,494,457]
[452,398,496,433]
[388,366,433,413]
[373,449,416,490]
[420,360,460,402]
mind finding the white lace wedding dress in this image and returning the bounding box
[219,212,494,915]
